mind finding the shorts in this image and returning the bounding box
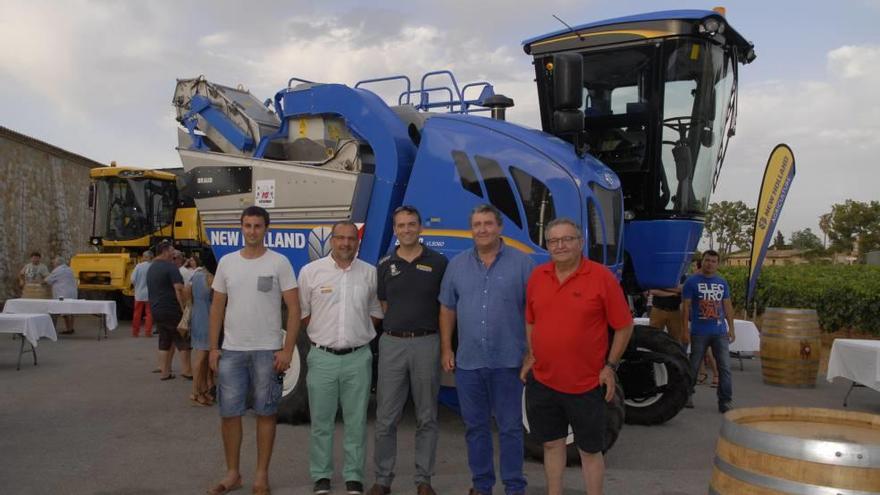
[156,317,191,351]
[217,350,282,418]
[525,378,606,454]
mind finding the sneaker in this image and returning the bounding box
[685,395,694,409]
[417,483,436,495]
[346,480,364,494]
[719,401,733,414]
[367,484,390,495]
[313,478,331,495]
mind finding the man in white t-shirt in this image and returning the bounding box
[207,206,301,495]
[299,221,383,495]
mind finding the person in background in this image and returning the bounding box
[148,240,193,381]
[46,256,78,335]
[682,250,735,413]
[19,251,50,299]
[649,282,685,347]
[176,251,196,286]
[131,250,154,338]
[188,258,215,406]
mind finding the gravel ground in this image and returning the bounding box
[1,318,877,494]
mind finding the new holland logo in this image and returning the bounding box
[308,227,334,261]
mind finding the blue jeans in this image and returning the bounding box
[689,334,733,405]
[455,367,526,494]
[217,350,281,417]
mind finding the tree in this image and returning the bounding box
[790,228,823,252]
[823,200,880,254]
[818,213,832,248]
[773,230,786,250]
[703,200,756,259]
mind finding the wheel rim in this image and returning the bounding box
[623,346,669,408]
[280,331,301,397]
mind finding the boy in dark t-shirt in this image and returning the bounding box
[682,250,735,413]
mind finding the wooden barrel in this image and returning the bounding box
[760,308,821,387]
[710,407,880,494]
[21,283,51,299]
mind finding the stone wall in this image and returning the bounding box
[0,126,104,302]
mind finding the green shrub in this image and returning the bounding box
[717,264,880,335]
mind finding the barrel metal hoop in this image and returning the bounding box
[765,308,818,314]
[713,456,874,495]
[761,333,821,340]
[760,357,819,365]
[721,419,878,468]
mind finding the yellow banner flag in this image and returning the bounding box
[747,144,796,303]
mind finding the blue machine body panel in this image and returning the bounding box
[273,83,418,265]
[623,219,703,289]
[399,114,623,274]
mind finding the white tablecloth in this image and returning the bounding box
[3,298,118,331]
[634,317,761,353]
[0,313,58,346]
[826,339,880,392]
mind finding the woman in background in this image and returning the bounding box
[187,259,215,406]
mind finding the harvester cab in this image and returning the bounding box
[524,9,756,291]
[71,165,212,316]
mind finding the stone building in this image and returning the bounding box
[0,126,104,302]
[725,249,810,267]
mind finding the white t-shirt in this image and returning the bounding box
[212,249,297,351]
[179,266,195,286]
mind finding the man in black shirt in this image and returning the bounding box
[147,240,192,380]
[368,206,448,495]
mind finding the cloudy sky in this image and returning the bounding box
[1,0,878,239]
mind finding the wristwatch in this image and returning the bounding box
[605,360,620,372]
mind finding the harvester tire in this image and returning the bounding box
[618,325,692,425]
[523,382,625,465]
[276,330,311,424]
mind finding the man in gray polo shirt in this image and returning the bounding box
[369,206,448,495]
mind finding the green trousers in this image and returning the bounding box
[307,345,373,482]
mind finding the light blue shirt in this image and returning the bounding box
[131,261,152,302]
[45,264,77,299]
[439,242,535,370]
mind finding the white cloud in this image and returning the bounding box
[713,44,880,238]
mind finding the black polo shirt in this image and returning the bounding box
[377,246,448,333]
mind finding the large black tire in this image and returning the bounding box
[276,330,311,424]
[618,325,692,425]
[523,382,625,465]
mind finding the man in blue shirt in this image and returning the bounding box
[682,250,736,413]
[439,204,534,495]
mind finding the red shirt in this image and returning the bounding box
[526,258,632,394]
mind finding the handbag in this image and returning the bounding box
[177,301,192,338]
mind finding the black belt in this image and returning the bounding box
[312,343,364,355]
[384,329,437,338]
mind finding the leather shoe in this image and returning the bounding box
[417,484,436,495]
[468,489,489,495]
[366,484,390,495]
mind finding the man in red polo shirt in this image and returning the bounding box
[520,218,633,495]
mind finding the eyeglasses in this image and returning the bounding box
[546,236,581,247]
